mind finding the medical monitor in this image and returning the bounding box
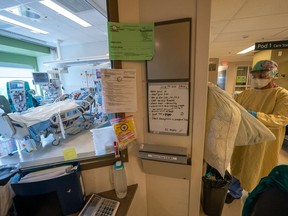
[32,72,49,85]
[9,81,25,90]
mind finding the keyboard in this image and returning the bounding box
[78,194,120,216]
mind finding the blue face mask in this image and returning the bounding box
[251,78,272,89]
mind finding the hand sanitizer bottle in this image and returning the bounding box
[113,161,127,199]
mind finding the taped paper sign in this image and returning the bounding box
[110,116,137,148]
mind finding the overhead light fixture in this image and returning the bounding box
[6,6,41,20]
[237,45,255,54]
[40,0,92,27]
[0,15,49,34]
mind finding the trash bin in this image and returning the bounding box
[202,166,232,216]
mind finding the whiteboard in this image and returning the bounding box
[146,18,191,80]
[148,82,189,135]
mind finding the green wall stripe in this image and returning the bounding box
[0,52,38,71]
[0,35,50,54]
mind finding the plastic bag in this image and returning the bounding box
[205,83,276,177]
[205,83,241,177]
[208,83,275,147]
[202,166,232,188]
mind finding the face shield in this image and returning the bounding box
[250,60,279,78]
[249,60,278,89]
[250,70,278,79]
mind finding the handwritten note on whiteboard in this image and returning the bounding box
[148,82,189,135]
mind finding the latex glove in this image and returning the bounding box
[248,111,257,118]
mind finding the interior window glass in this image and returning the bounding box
[0,0,116,167]
[0,66,114,165]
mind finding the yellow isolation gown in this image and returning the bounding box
[230,86,288,192]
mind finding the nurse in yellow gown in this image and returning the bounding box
[227,60,288,203]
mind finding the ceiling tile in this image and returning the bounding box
[222,13,288,33]
[211,0,246,21]
[235,0,288,19]
[210,20,229,34]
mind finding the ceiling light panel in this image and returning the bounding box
[237,45,255,54]
[6,5,42,20]
[39,0,92,27]
[0,15,49,34]
[54,0,94,13]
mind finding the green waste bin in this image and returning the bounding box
[202,167,232,216]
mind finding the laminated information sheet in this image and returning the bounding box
[108,21,154,60]
[101,69,137,113]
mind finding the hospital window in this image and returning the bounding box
[0,0,122,168]
[0,65,112,157]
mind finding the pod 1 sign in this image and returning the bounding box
[255,40,288,50]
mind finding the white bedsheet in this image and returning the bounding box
[8,100,79,127]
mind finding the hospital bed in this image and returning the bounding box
[0,94,95,147]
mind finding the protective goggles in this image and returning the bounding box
[250,69,278,79]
